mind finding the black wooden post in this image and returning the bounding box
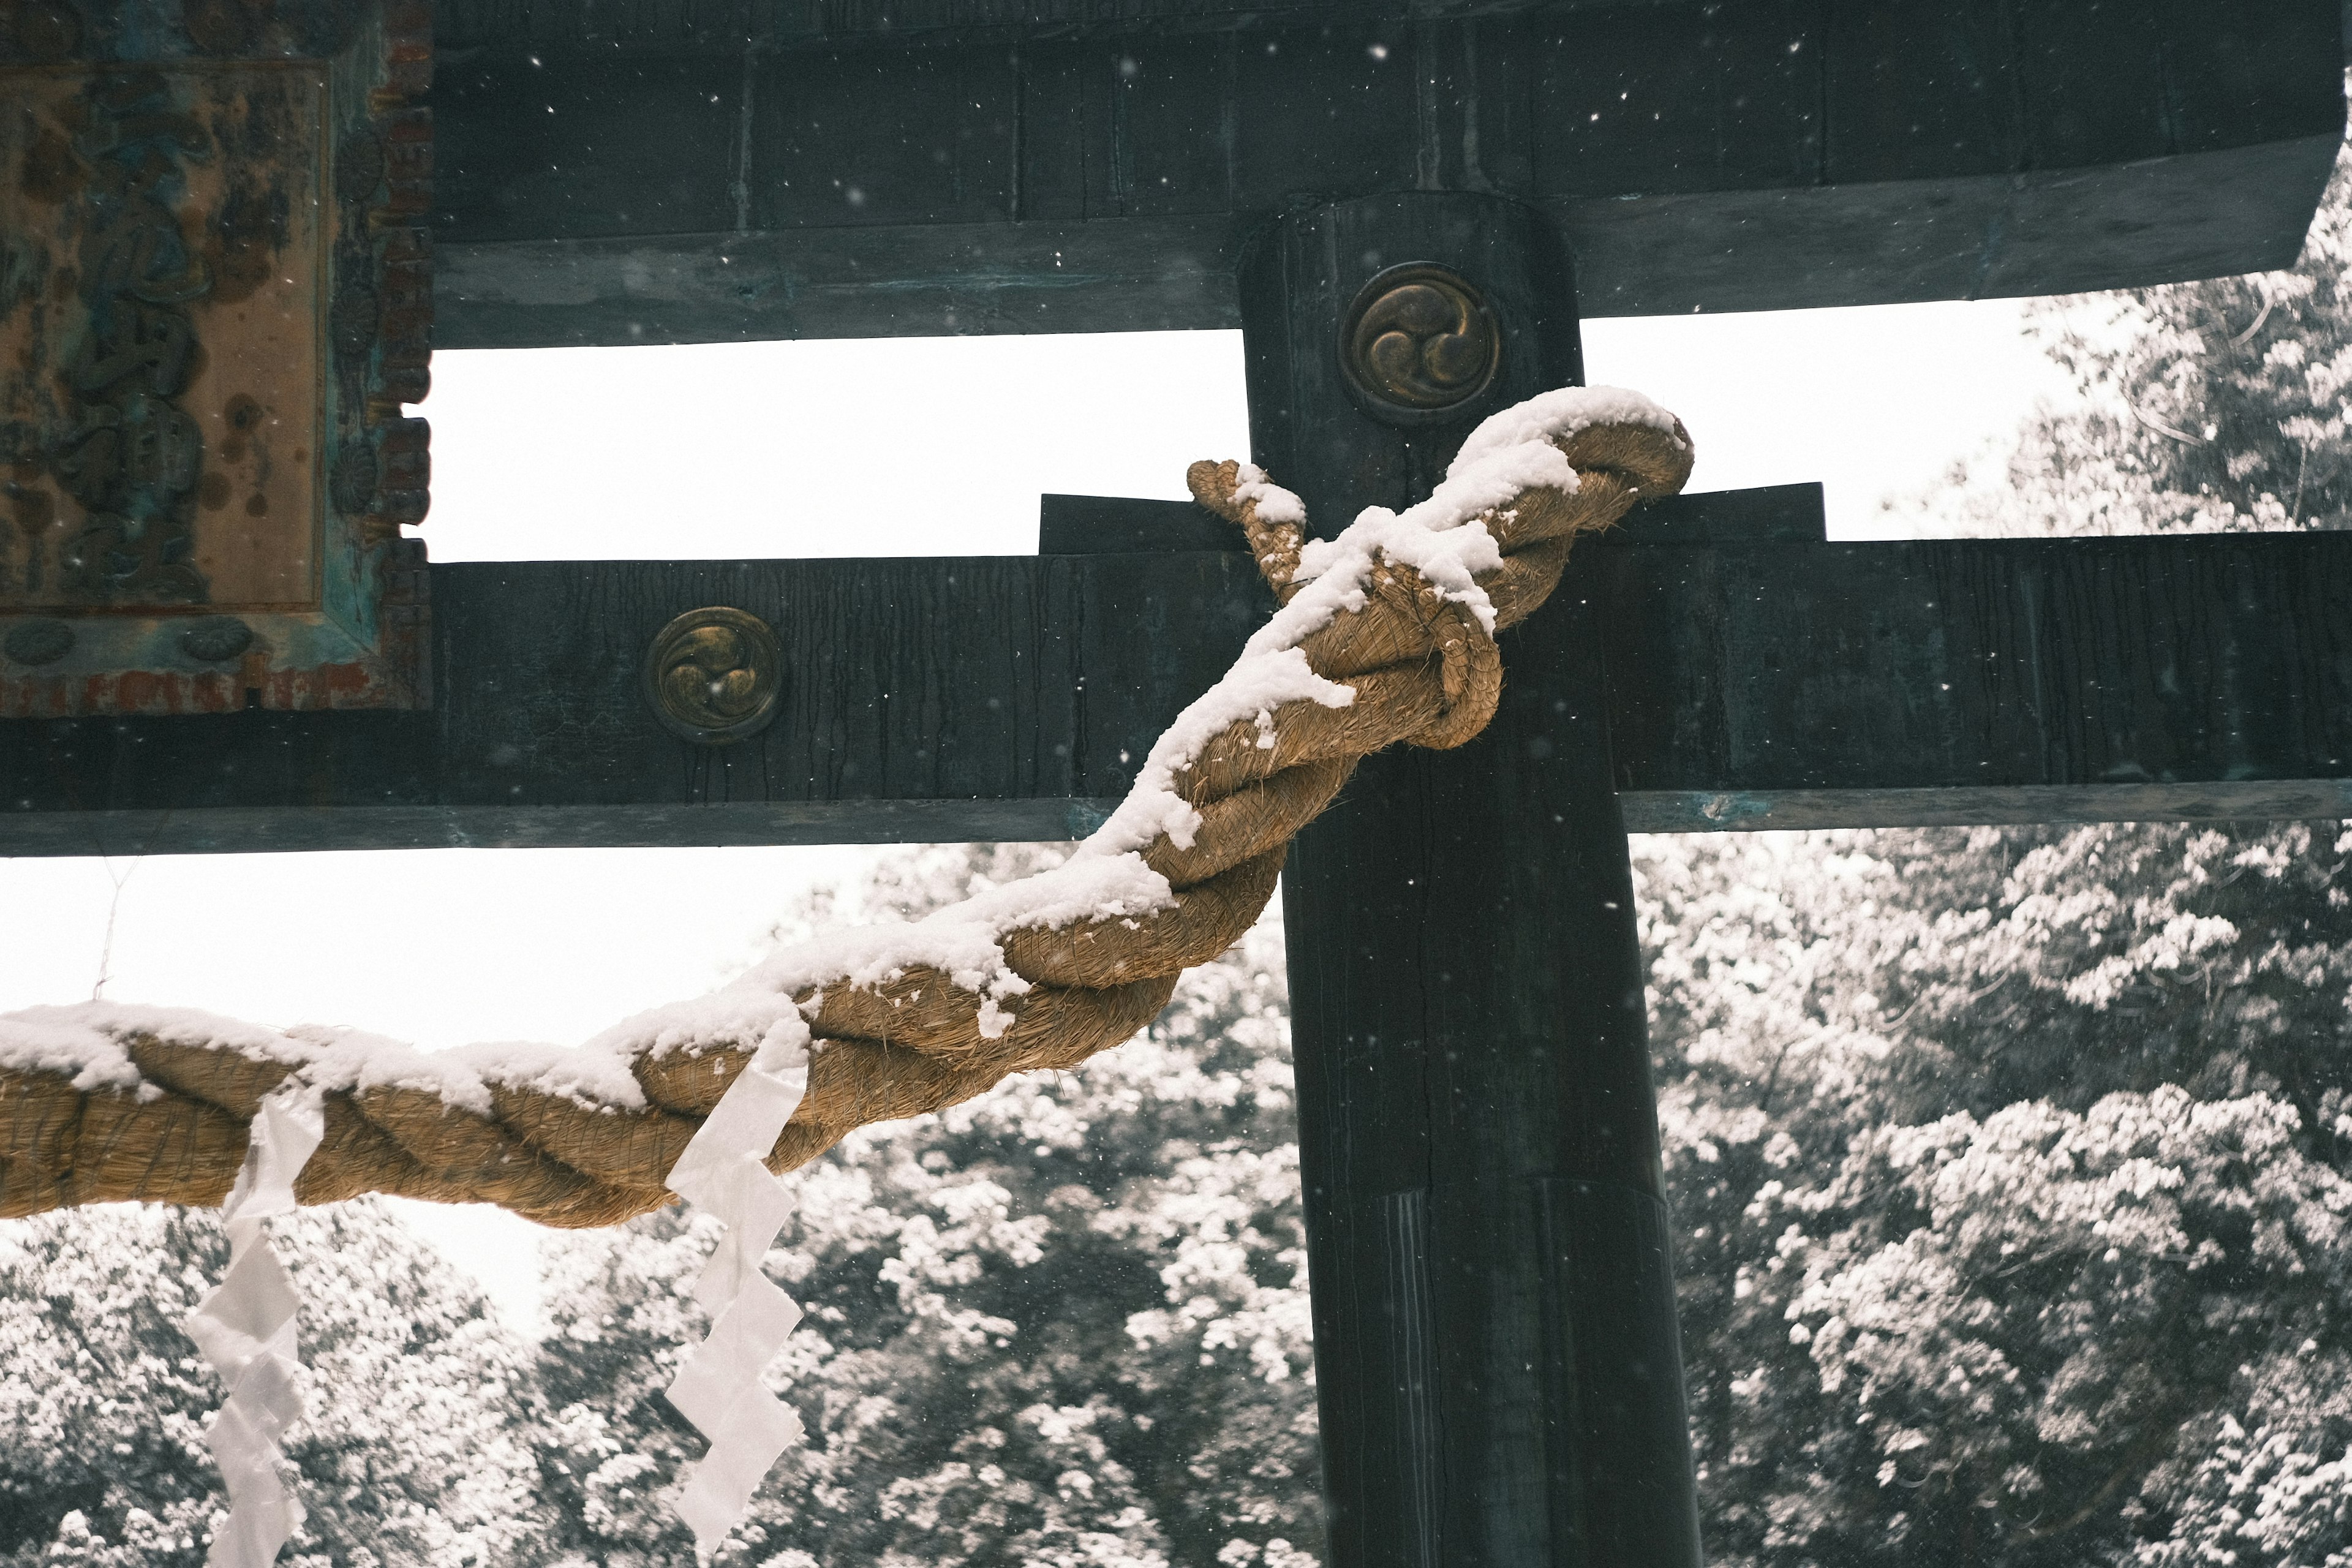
[1242,193,1703,1568]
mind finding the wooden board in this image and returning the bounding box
[0,0,432,714]
[2,492,2346,854]
[423,0,2343,346]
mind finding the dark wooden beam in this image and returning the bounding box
[1595,530,2352,832]
[426,0,2344,347]
[3,505,2347,856]
[433,0,1616,48]
[0,549,1268,856]
[1244,188,1704,1568]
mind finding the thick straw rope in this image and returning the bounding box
[0,393,1691,1230]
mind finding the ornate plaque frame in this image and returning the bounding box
[0,0,429,714]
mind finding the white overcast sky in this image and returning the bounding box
[0,300,2076,1331]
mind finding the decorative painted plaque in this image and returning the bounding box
[0,0,429,714]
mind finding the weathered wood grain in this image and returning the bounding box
[1245,190,1703,1568]
[2,516,2346,856]
[427,0,2343,345]
[1595,533,2352,829]
[432,0,1570,52]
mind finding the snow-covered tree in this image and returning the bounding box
[1643,823,2352,1568]
[0,1199,551,1567]
[1781,1086,2351,1566]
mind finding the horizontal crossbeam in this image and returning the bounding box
[429,0,2342,347]
[1590,526,2352,831]
[2,491,2345,854]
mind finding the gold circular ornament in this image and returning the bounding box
[1339,262,1502,421]
[643,606,786,745]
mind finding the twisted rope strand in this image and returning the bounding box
[0,388,1692,1229]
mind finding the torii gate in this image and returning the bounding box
[4,4,2350,1567]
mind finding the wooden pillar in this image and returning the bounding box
[1241,194,1703,1568]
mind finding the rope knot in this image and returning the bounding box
[1186,412,1694,756]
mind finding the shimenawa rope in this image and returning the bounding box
[0,389,1692,1229]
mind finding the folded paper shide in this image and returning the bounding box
[184,1087,324,1568]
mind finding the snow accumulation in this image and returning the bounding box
[0,1002,311,1093]
[0,386,1678,1106]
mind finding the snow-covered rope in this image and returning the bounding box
[0,388,1694,1233]
[1,383,1693,1558]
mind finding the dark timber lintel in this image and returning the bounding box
[426,1,2345,347]
[435,140,2345,347]
[2,492,2346,855]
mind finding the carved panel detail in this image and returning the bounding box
[0,0,432,715]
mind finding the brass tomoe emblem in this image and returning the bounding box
[1340,262,1502,420]
[644,606,785,745]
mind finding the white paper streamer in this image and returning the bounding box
[185,1085,325,1568]
[663,1043,812,1553]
